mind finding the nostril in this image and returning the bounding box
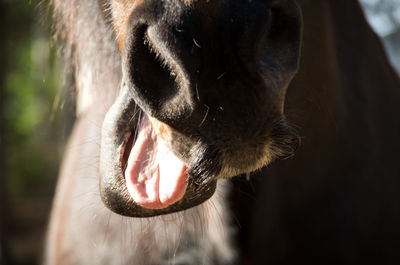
[125,25,179,116]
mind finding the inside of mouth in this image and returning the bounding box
[123,114,189,210]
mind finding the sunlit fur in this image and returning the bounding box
[48,0,400,263]
[46,0,235,264]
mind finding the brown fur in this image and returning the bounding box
[46,0,400,264]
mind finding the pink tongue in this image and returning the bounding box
[124,116,188,209]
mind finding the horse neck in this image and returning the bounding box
[286,0,400,161]
[54,0,121,117]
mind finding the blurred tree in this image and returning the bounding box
[360,0,400,36]
[1,0,65,264]
[360,0,400,72]
[1,1,12,264]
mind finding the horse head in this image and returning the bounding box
[100,0,302,217]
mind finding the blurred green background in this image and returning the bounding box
[1,0,71,264]
[0,0,398,265]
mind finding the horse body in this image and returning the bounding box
[46,0,400,264]
[233,2,400,263]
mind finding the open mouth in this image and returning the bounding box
[100,90,218,217]
[121,113,189,210]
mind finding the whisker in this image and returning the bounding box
[198,104,210,127]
